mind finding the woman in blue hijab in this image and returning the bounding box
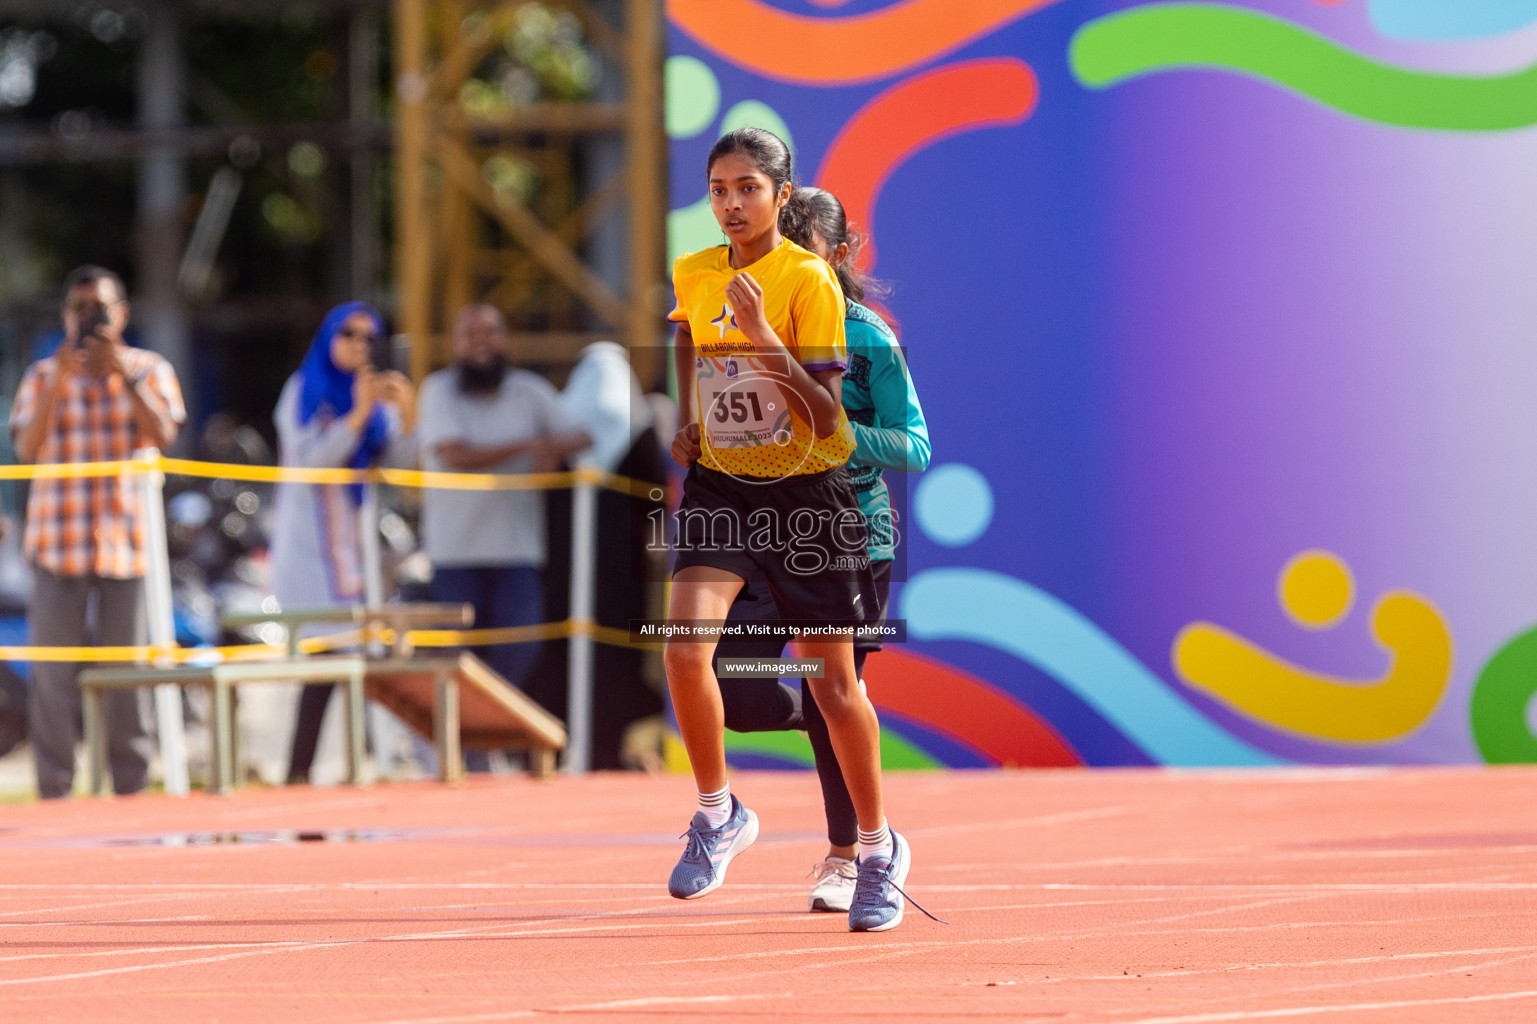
[268,302,417,784]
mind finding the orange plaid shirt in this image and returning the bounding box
[9,347,186,579]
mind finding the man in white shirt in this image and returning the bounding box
[561,341,649,472]
[416,305,588,713]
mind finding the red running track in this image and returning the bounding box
[1,767,1535,1022]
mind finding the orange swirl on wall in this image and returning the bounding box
[668,0,1063,84]
[815,58,1039,271]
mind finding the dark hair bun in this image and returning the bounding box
[778,186,884,304]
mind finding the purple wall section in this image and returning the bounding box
[669,0,1537,768]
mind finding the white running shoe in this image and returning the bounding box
[808,856,857,912]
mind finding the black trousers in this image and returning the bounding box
[287,682,346,783]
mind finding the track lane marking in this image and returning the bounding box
[1114,985,1537,1023]
[1054,945,1537,984]
[0,892,781,981]
[903,805,1130,838]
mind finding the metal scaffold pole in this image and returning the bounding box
[135,449,189,797]
[393,0,433,382]
[390,0,666,386]
[563,473,599,774]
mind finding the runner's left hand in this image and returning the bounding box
[671,422,701,467]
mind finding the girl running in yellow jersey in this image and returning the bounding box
[663,127,920,932]
[712,185,933,916]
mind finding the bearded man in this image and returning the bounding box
[416,304,588,733]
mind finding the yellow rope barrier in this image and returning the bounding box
[155,456,663,498]
[0,622,657,664]
[592,624,658,651]
[0,645,170,663]
[0,454,666,499]
[0,460,151,481]
[0,456,668,663]
[408,621,575,648]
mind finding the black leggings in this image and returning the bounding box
[288,683,358,783]
[713,572,884,850]
[715,653,871,849]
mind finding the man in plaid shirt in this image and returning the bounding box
[10,266,184,798]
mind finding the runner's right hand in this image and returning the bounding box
[671,422,701,467]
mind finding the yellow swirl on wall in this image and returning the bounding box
[1172,551,1452,743]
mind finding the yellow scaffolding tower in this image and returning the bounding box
[392,0,665,386]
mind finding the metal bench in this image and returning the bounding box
[79,656,366,796]
[78,603,567,794]
[224,602,567,779]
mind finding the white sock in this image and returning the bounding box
[858,820,893,862]
[697,783,731,828]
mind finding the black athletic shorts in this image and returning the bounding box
[856,559,893,655]
[673,462,878,627]
[717,557,891,660]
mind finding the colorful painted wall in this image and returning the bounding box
[665,0,1537,769]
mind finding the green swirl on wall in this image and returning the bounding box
[725,726,941,770]
[1069,2,1537,131]
[1470,627,1537,763]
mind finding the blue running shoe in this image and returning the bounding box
[848,830,910,931]
[848,831,947,932]
[668,795,760,900]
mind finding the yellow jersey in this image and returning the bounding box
[669,238,857,479]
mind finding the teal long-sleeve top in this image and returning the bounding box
[840,300,931,561]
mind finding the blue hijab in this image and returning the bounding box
[297,301,390,501]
